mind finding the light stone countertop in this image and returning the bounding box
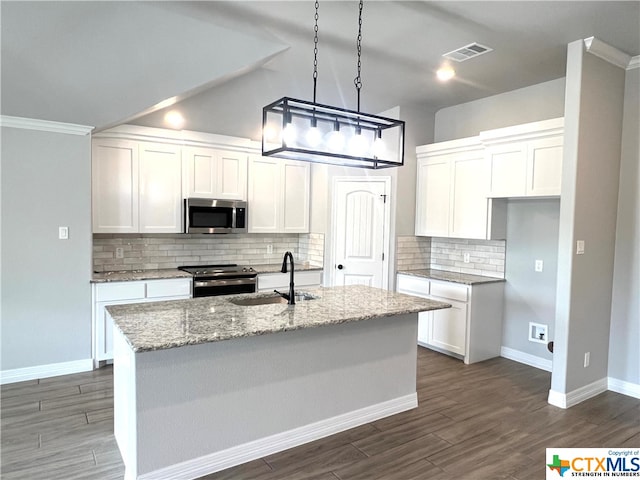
[91,264,323,283]
[250,264,323,274]
[107,285,450,353]
[397,269,505,285]
[91,268,193,283]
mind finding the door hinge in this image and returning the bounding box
[380,194,387,203]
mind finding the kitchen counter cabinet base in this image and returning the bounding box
[397,273,505,364]
[114,313,418,479]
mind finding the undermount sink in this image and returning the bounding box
[230,292,318,306]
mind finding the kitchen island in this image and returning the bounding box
[107,285,450,480]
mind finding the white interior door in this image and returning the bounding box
[332,178,389,288]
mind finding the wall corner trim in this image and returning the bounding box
[627,56,640,70]
[0,116,94,135]
[0,359,94,385]
[547,378,608,409]
[500,346,552,372]
[583,37,632,70]
[608,377,640,399]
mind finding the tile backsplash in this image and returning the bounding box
[93,233,324,272]
[396,236,432,271]
[396,236,505,278]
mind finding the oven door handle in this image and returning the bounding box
[194,278,256,288]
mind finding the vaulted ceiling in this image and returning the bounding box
[2,1,639,138]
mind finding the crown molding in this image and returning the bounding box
[92,124,252,152]
[478,117,564,145]
[0,116,93,135]
[584,37,632,70]
[628,56,640,70]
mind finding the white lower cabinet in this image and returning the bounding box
[257,270,323,292]
[396,273,504,364]
[92,278,191,363]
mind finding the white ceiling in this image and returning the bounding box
[2,1,639,138]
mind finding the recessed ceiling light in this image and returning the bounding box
[436,66,456,82]
[164,110,184,129]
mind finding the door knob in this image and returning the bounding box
[337,264,344,270]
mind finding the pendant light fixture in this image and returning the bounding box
[262,0,405,169]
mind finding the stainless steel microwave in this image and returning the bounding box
[184,198,248,234]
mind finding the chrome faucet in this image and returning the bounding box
[280,251,295,305]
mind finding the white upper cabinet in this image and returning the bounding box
[92,139,183,234]
[526,135,564,196]
[415,138,502,240]
[281,161,310,232]
[481,117,564,198]
[91,125,253,234]
[183,147,247,200]
[248,156,280,232]
[450,149,490,239]
[415,154,450,237]
[138,142,183,233]
[248,156,310,233]
[92,139,139,234]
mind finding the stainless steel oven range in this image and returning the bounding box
[178,264,257,297]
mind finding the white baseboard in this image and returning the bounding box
[548,377,608,409]
[137,393,418,480]
[608,377,640,399]
[500,346,552,372]
[0,358,94,385]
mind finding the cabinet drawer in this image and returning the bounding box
[396,274,430,298]
[430,281,468,302]
[95,282,146,302]
[146,279,191,298]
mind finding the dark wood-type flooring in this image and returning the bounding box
[2,348,638,479]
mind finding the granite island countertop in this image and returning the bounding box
[397,269,505,285]
[107,285,450,353]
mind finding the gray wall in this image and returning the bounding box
[502,199,560,360]
[608,67,640,385]
[552,41,625,394]
[1,127,92,370]
[434,78,566,142]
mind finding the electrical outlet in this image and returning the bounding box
[116,247,124,259]
[267,244,273,255]
[584,352,590,368]
[463,253,470,264]
[535,259,544,272]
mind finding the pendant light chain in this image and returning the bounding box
[354,0,364,112]
[312,0,319,103]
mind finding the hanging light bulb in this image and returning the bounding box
[348,126,369,156]
[305,117,322,147]
[325,120,345,152]
[282,111,297,146]
[372,129,385,158]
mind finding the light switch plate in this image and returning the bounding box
[535,260,544,272]
[576,240,585,255]
[58,226,69,240]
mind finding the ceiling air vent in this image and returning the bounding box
[442,43,493,62]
